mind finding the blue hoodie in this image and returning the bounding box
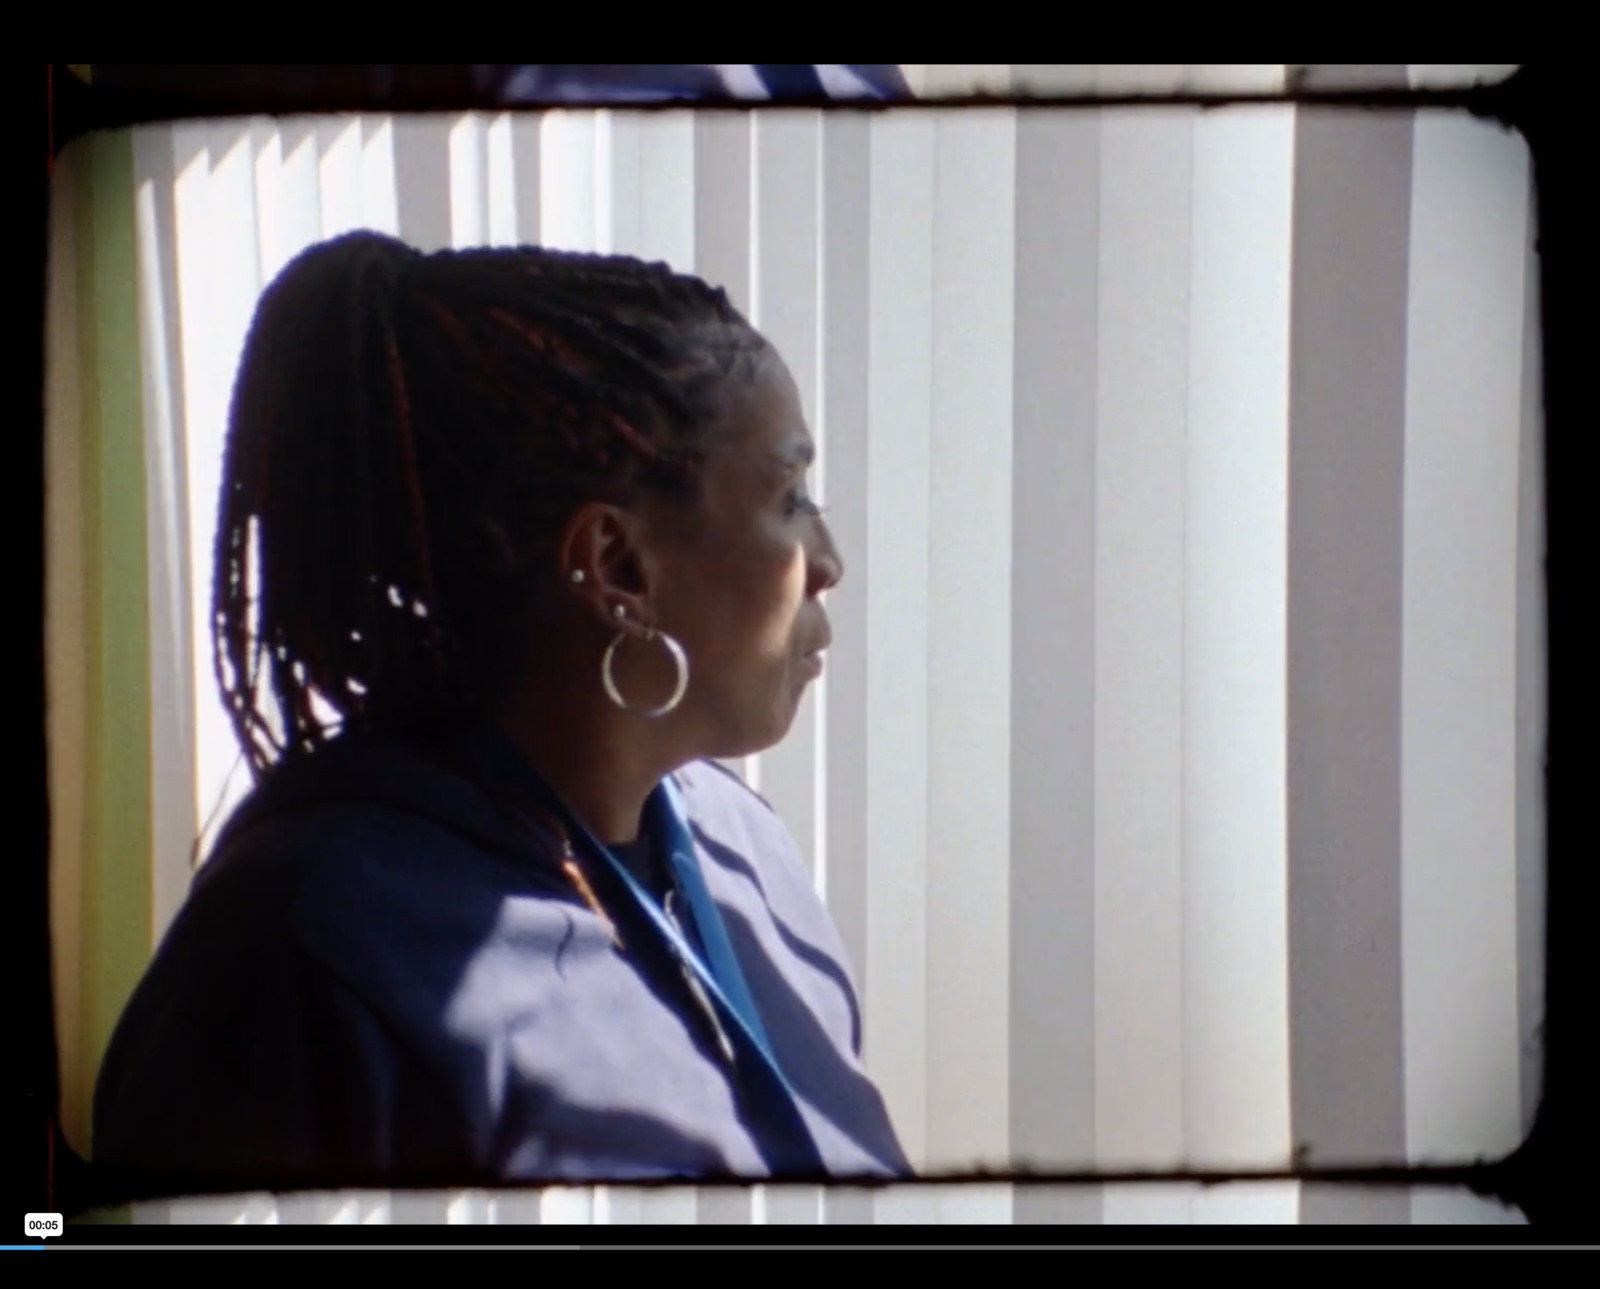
[91,724,909,1192]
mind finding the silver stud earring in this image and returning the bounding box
[570,570,585,584]
[612,604,626,620]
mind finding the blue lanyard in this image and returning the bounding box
[553,779,826,1174]
[460,727,824,1172]
[576,778,785,1084]
[650,779,777,1059]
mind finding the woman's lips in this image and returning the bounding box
[800,620,832,680]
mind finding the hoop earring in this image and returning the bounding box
[602,627,689,718]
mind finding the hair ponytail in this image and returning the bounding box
[216,231,445,775]
[215,230,767,780]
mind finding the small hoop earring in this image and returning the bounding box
[602,628,689,718]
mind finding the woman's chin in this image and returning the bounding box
[695,666,824,761]
[704,708,798,763]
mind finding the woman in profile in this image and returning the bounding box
[92,232,908,1189]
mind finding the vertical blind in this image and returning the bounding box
[45,64,1537,1225]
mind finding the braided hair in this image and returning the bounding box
[214,230,767,780]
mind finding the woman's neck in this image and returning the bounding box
[491,683,675,846]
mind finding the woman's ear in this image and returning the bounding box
[559,502,654,631]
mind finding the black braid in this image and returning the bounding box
[214,231,767,780]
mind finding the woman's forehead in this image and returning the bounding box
[718,350,813,466]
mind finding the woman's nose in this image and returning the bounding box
[808,520,844,596]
